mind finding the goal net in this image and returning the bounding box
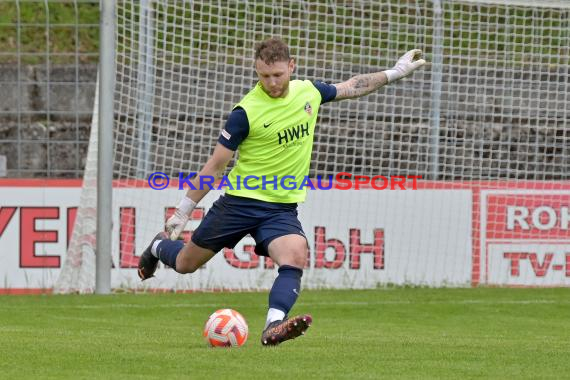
[55,0,570,293]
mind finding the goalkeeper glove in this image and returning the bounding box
[383,49,426,83]
[165,196,197,240]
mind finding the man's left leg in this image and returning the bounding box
[261,234,312,346]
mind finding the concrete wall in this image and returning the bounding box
[0,64,96,177]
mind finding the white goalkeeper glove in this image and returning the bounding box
[165,196,197,240]
[383,49,426,83]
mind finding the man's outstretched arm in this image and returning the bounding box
[333,49,426,100]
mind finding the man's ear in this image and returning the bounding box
[289,58,295,74]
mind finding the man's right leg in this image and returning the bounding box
[138,237,215,280]
[173,240,216,274]
[139,194,244,280]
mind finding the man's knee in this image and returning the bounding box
[269,234,309,268]
[288,245,309,268]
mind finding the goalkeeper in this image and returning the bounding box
[138,38,425,346]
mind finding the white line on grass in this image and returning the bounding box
[0,299,566,310]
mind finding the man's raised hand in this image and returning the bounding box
[383,49,426,83]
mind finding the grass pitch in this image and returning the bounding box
[1,288,569,379]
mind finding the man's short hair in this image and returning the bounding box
[254,38,291,64]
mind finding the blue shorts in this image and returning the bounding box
[191,194,306,257]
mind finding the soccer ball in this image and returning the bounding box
[203,309,248,347]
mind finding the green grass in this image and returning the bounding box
[0,1,99,64]
[1,288,570,379]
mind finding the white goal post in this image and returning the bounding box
[55,0,570,293]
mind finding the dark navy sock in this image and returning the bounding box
[268,265,303,316]
[156,239,184,270]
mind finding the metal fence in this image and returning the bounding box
[1,0,569,180]
[0,0,99,178]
